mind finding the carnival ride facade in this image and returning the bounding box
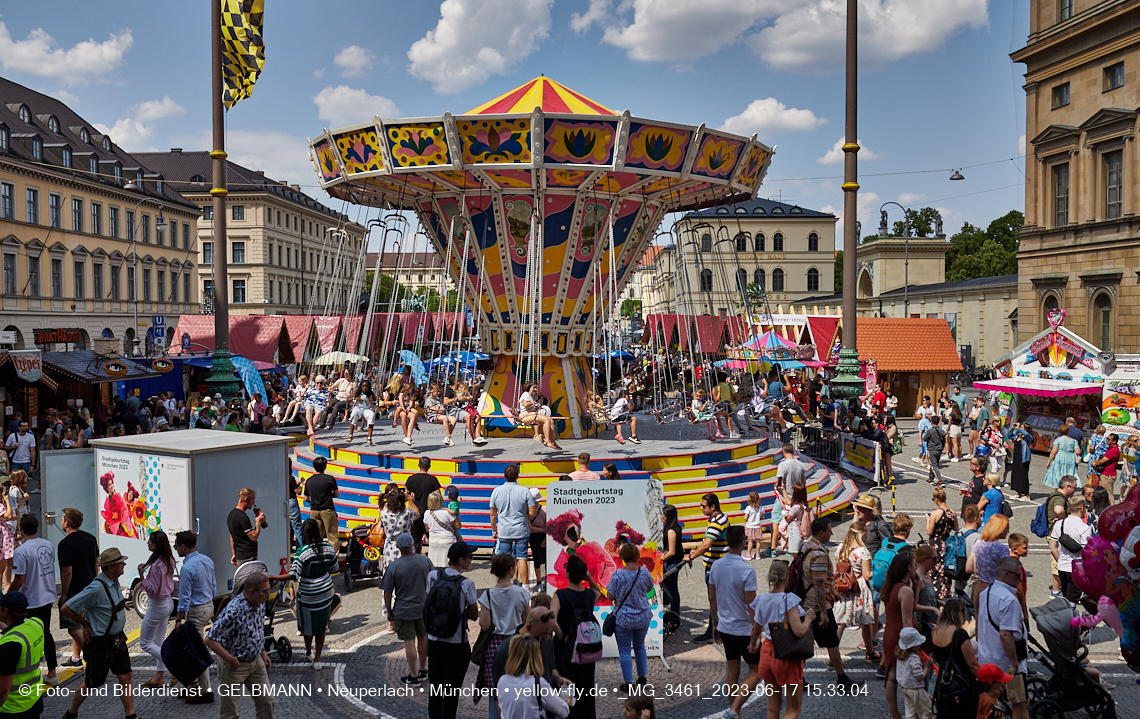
[308,77,774,438]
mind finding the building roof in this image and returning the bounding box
[856,317,962,372]
[366,252,449,270]
[170,315,294,364]
[0,76,198,211]
[639,245,664,267]
[41,351,159,383]
[878,274,1018,298]
[133,150,353,224]
[681,197,835,221]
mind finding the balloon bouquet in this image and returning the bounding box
[1071,486,1140,672]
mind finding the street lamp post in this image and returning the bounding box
[120,186,166,358]
[878,201,911,317]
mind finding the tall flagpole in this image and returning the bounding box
[205,0,241,399]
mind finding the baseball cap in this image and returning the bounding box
[977,664,1013,683]
[0,592,28,612]
[396,532,415,550]
[447,541,475,562]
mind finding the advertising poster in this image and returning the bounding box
[840,435,881,483]
[1103,377,1140,439]
[545,480,665,657]
[95,449,191,590]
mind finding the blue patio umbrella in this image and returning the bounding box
[397,350,428,386]
[231,355,268,402]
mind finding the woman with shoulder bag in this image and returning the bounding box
[551,555,599,719]
[292,518,341,669]
[495,635,570,719]
[832,522,878,664]
[423,491,460,568]
[136,530,176,688]
[929,598,980,717]
[605,541,655,695]
[747,560,815,719]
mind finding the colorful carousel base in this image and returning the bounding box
[289,421,859,548]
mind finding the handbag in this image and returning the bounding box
[368,518,386,548]
[1057,517,1084,554]
[602,567,644,637]
[470,589,500,666]
[430,509,460,542]
[833,558,857,594]
[768,594,815,661]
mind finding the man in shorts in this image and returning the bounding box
[60,548,135,719]
[801,517,860,691]
[765,444,805,558]
[489,464,538,585]
[709,526,759,719]
[382,533,433,685]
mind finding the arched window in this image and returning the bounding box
[755,233,765,252]
[80,128,90,144]
[735,233,748,252]
[17,106,30,124]
[773,233,784,252]
[699,268,713,292]
[807,268,820,292]
[754,268,765,289]
[701,233,712,252]
[1095,293,1113,351]
[808,232,819,252]
[736,268,748,293]
[772,268,785,292]
[48,116,59,134]
[102,136,111,151]
[1042,294,1059,330]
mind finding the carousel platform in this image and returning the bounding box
[289,416,860,548]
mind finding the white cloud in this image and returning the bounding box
[92,96,185,152]
[313,86,400,129]
[0,18,132,84]
[313,68,327,79]
[408,0,553,93]
[602,0,779,62]
[817,136,880,165]
[719,97,826,137]
[571,0,612,32]
[898,192,926,205]
[1017,134,1026,156]
[334,45,375,77]
[751,0,989,74]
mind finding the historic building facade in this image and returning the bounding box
[1013,0,1140,352]
[0,77,201,354]
[136,150,366,317]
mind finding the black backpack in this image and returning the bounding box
[424,569,467,638]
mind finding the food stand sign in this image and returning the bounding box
[10,350,42,382]
[1103,378,1140,439]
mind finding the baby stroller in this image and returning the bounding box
[342,523,382,592]
[657,562,686,639]
[1021,598,1116,719]
[223,561,298,664]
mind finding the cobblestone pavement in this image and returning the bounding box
[40,400,1140,718]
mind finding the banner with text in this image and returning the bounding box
[839,434,882,483]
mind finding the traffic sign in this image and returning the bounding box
[152,315,166,327]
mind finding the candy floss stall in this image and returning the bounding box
[974,309,1107,451]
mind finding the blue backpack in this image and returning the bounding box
[1031,492,1064,538]
[943,528,977,581]
[871,537,911,591]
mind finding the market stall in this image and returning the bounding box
[975,310,1105,451]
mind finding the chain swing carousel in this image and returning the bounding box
[295,78,859,550]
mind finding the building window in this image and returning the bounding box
[233,279,246,303]
[773,233,784,252]
[772,268,785,291]
[25,188,37,224]
[735,268,748,293]
[275,245,280,265]
[203,279,213,299]
[1106,150,1123,220]
[61,147,71,168]
[287,283,292,305]
[27,256,39,296]
[276,211,281,225]
[699,268,713,292]
[0,126,8,152]
[1060,0,1073,20]
[734,233,747,252]
[182,223,190,250]
[89,157,97,175]
[72,198,83,232]
[293,216,298,231]
[1042,293,1059,329]
[142,268,151,302]
[1052,83,1070,109]
[1105,63,1124,91]
[32,138,42,161]
[2,254,14,295]
[232,205,245,221]
[156,222,164,247]
[92,263,103,300]
[232,242,245,264]
[1054,163,1069,226]
[277,281,282,304]
[701,233,712,252]
[140,214,149,243]
[50,258,62,297]
[156,179,163,195]
[203,206,212,220]
[47,116,59,134]
[103,136,111,151]
[125,210,134,240]
[170,271,178,302]
[109,207,119,238]
[0,183,12,219]
[80,128,90,144]
[203,242,213,265]
[90,203,101,236]
[110,265,120,300]
[17,106,29,123]
[808,232,819,252]
[156,271,164,303]
[754,268,765,289]
[113,164,121,182]
[183,273,191,303]
[47,194,60,228]
[74,261,85,299]
[268,279,274,302]
[1095,293,1113,351]
[807,267,820,292]
[127,266,135,301]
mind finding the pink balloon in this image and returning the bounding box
[1074,535,1136,607]
[1097,487,1140,541]
[1099,596,1126,640]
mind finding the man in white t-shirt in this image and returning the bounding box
[4,421,35,475]
[978,557,1029,719]
[1049,495,1091,604]
[9,513,58,686]
[709,526,758,719]
[162,392,178,418]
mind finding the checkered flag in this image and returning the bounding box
[219,0,265,109]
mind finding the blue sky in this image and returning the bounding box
[0,1,1027,250]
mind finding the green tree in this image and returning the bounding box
[891,207,943,237]
[621,299,642,318]
[944,210,1022,281]
[834,251,843,293]
[364,272,410,312]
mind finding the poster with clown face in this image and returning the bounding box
[545,479,665,657]
[94,449,191,591]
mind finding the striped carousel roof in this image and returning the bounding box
[466,77,617,116]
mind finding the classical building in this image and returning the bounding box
[1012,0,1140,352]
[0,77,201,354]
[135,150,366,316]
[649,198,837,317]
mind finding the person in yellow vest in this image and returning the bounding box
[0,591,45,718]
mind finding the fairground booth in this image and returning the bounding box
[854,317,963,414]
[974,309,1106,451]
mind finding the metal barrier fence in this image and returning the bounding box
[788,424,845,469]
